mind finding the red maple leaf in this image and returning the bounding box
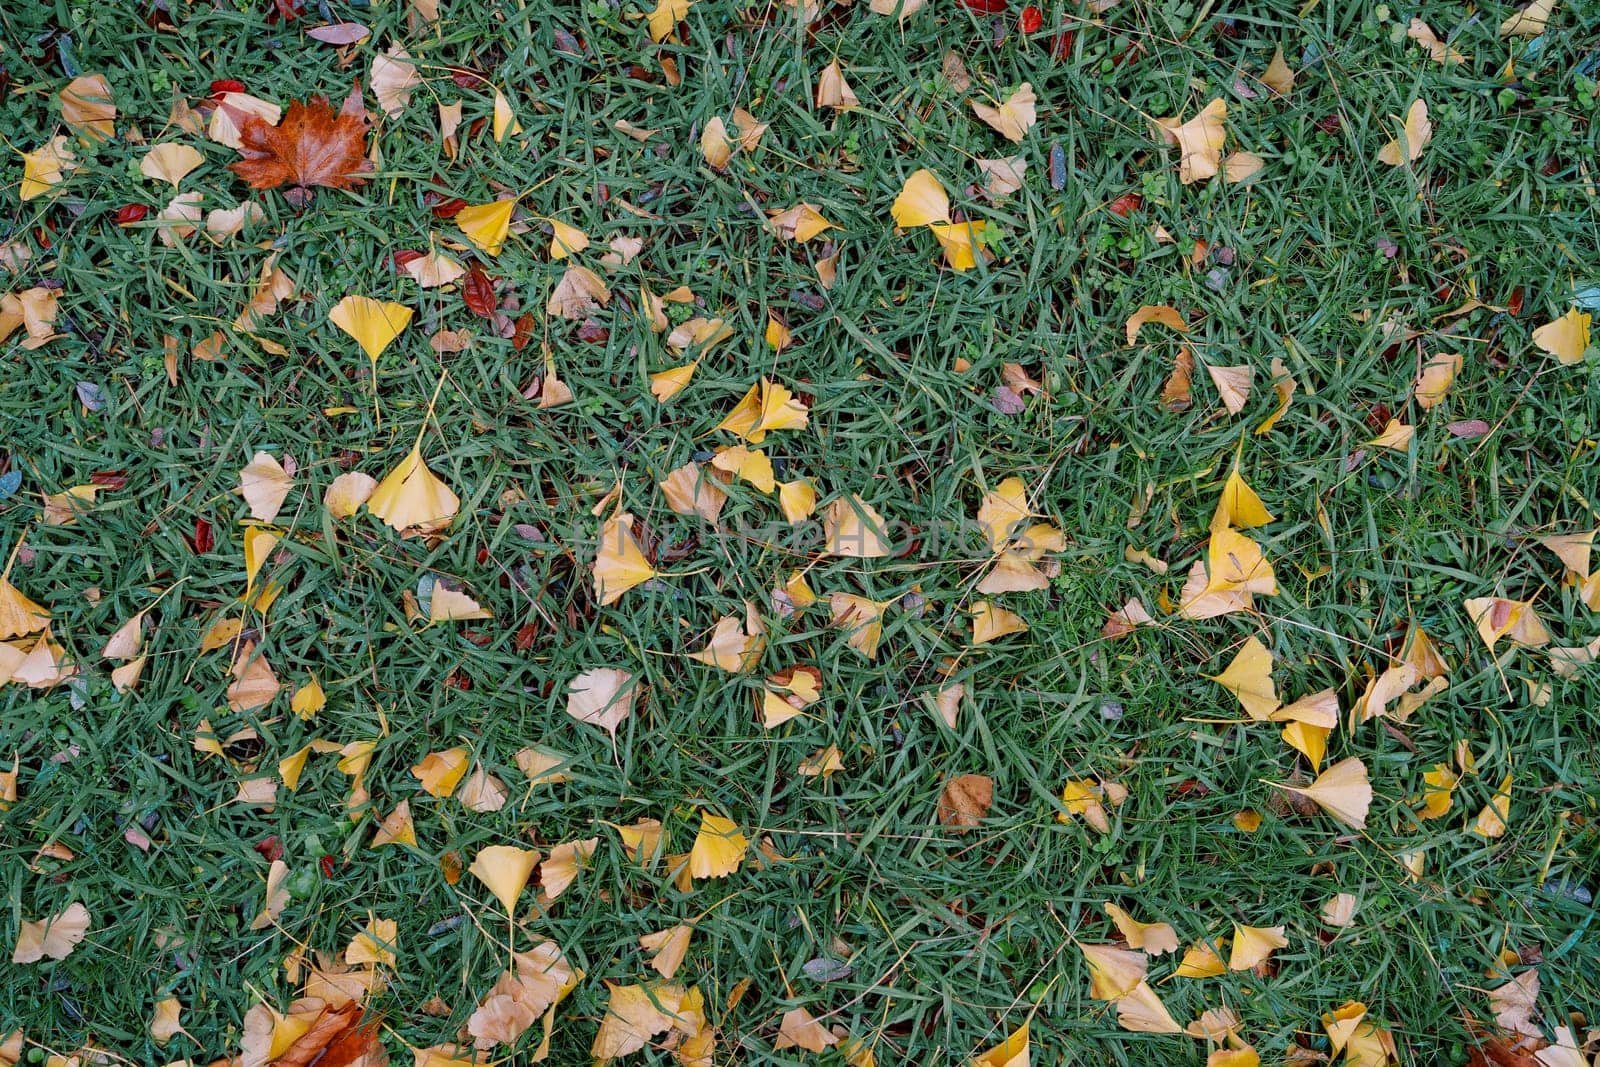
[230,85,373,192]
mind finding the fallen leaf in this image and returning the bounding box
[412,747,470,798]
[1377,99,1431,166]
[141,143,205,186]
[1261,46,1295,96]
[1115,981,1185,1034]
[1407,18,1468,63]
[371,45,421,117]
[593,512,658,604]
[469,845,540,914]
[1208,636,1279,720]
[775,1008,838,1053]
[1207,363,1253,414]
[18,136,79,200]
[823,495,892,557]
[973,1023,1029,1067]
[1531,307,1591,366]
[937,773,993,829]
[1500,0,1555,37]
[230,88,373,192]
[456,199,516,257]
[368,442,458,535]
[767,203,835,243]
[1228,923,1288,970]
[972,600,1028,644]
[1276,757,1372,828]
[239,451,293,522]
[1104,903,1179,955]
[546,265,610,319]
[641,925,694,980]
[329,295,413,365]
[689,812,748,879]
[891,169,950,227]
[816,61,859,110]
[567,667,639,739]
[12,903,90,963]
[150,997,185,1044]
[60,74,115,144]
[1159,99,1227,184]
[971,83,1038,142]
[541,837,598,899]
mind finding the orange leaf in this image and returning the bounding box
[230,86,373,192]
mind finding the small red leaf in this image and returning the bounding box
[210,79,249,98]
[958,0,1009,12]
[254,835,284,862]
[89,470,128,490]
[114,204,148,226]
[430,197,467,220]
[1108,192,1143,217]
[192,517,214,554]
[512,312,536,352]
[391,249,424,269]
[462,265,497,319]
[1052,28,1076,58]
[1019,5,1043,32]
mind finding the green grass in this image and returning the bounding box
[2,0,1599,1063]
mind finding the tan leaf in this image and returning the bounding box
[567,667,639,738]
[12,902,91,963]
[937,773,992,829]
[775,1008,838,1053]
[239,451,293,522]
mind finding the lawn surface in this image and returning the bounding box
[2,0,1599,1064]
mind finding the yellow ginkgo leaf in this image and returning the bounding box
[640,924,694,980]
[701,115,734,169]
[1277,756,1372,828]
[368,443,459,536]
[1415,763,1459,820]
[929,221,990,272]
[830,593,888,660]
[323,472,378,519]
[972,600,1028,645]
[1281,721,1330,769]
[776,1007,838,1053]
[1253,356,1297,435]
[239,451,293,522]
[371,800,417,848]
[1228,924,1288,970]
[891,169,950,227]
[0,570,51,641]
[541,837,598,899]
[1539,530,1593,581]
[711,445,777,493]
[491,91,521,141]
[1407,17,1468,64]
[567,667,639,739]
[1369,418,1414,451]
[1207,527,1277,595]
[591,983,687,1060]
[12,902,91,964]
[401,250,466,289]
[593,512,658,604]
[767,203,835,243]
[1470,774,1513,838]
[816,60,859,111]
[1464,596,1550,651]
[413,747,470,797]
[1261,46,1295,96]
[977,477,1031,553]
[60,73,116,144]
[548,218,589,260]
[429,584,492,623]
[688,812,748,879]
[1207,635,1279,720]
[1414,351,1463,407]
[140,143,205,187]
[278,744,312,791]
[1500,0,1555,37]
[1104,903,1179,955]
[469,844,540,915]
[1175,939,1228,979]
[972,1023,1028,1067]
[1210,1047,1260,1067]
[1160,99,1226,184]
[1207,363,1254,415]
[659,462,726,523]
[242,526,279,605]
[455,199,516,257]
[647,0,691,41]
[822,495,892,557]
[150,997,185,1045]
[1125,304,1188,346]
[971,83,1037,143]
[345,916,398,968]
[797,744,844,777]
[650,361,698,402]
[1114,981,1184,1034]
[778,479,817,524]
[715,378,810,443]
[290,675,325,719]
[1532,307,1591,366]
[19,136,78,201]
[1079,942,1148,1001]
[1210,464,1274,532]
[687,611,764,672]
[329,295,413,365]
[1377,99,1431,166]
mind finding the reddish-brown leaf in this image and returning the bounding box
[191,517,214,554]
[512,312,537,352]
[229,85,373,192]
[463,265,497,319]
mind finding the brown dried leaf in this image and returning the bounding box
[230,87,373,192]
